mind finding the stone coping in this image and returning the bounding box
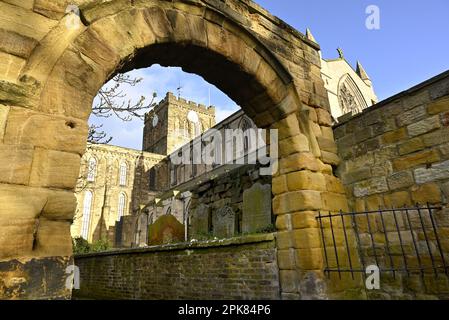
[74,233,276,259]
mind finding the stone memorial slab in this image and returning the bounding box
[242,183,272,233]
[190,204,210,238]
[213,206,236,239]
[148,214,185,245]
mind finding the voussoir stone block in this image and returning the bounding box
[30,148,81,190]
[279,134,310,157]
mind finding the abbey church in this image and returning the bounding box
[71,40,378,246]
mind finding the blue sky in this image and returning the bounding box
[93,0,449,150]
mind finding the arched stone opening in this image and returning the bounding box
[0,0,354,299]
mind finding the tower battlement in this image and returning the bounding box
[143,92,216,155]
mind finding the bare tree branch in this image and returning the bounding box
[88,73,158,144]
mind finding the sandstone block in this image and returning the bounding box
[442,182,449,202]
[414,160,449,184]
[321,192,349,212]
[295,248,323,270]
[422,128,449,147]
[0,217,35,259]
[279,134,309,157]
[324,175,345,194]
[292,228,321,249]
[341,167,371,184]
[273,190,323,214]
[320,151,340,166]
[286,170,326,191]
[382,128,408,144]
[271,114,300,140]
[279,152,322,174]
[291,211,319,229]
[43,190,77,220]
[30,149,81,190]
[365,194,384,211]
[387,171,415,190]
[279,270,298,293]
[403,90,430,110]
[0,184,47,219]
[275,214,290,231]
[0,28,37,59]
[396,105,427,127]
[4,108,88,155]
[0,105,9,141]
[277,250,296,270]
[0,144,34,185]
[276,231,293,249]
[272,175,288,195]
[35,219,73,257]
[316,108,332,126]
[353,177,389,197]
[411,183,442,205]
[321,126,334,141]
[0,52,25,83]
[0,2,57,41]
[441,143,449,158]
[383,191,412,208]
[398,138,425,155]
[407,116,441,137]
[317,136,338,154]
[393,150,440,171]
[427,96,449,115]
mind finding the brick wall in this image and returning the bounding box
[73,234,280,300]
[334,71,449,299]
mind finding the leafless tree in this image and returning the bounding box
[88,73,157,144]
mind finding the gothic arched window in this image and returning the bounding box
[87,157,97,182]
[119,161,128,186]
[81,191,93,240]
[117,192,127,221]
[149,167,156,190]
[239,117,253,154]
[338,74,368,115]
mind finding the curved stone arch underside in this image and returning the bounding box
[0,0,351,300]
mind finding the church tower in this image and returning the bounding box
[143,92,216,155]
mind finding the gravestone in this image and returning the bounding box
[213,206,236,239]
[190,204,210,238]
[148,214,185,245]
[242,183,272,233]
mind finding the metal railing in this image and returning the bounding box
[317,204,448,279]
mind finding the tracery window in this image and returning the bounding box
[81,191,93,239]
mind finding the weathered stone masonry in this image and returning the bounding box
[0,0,343,299]
[335,71,449,299]
[74,234,280,300]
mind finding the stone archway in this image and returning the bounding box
[0,0,353,299]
